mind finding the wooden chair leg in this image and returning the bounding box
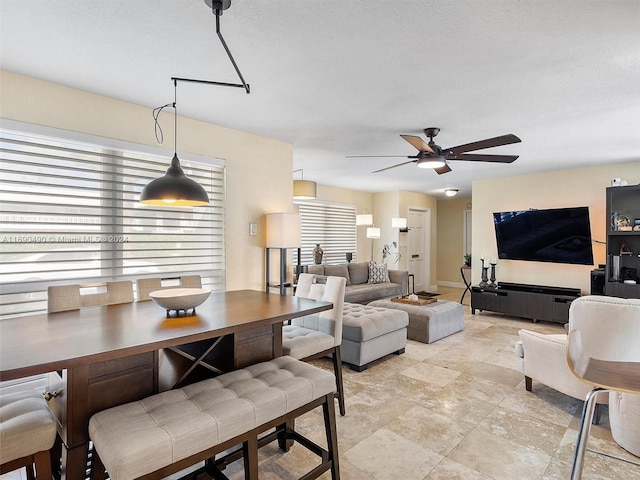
[322,393,340,480]
[33,450,53,480]
[242,437,259,480]
[332,346,346,416]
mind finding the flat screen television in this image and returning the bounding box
[493,206,594,265]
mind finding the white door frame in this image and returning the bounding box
[407,207,431,293]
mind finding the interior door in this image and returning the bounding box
[407,209,430,293]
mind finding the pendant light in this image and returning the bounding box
[140,79,209,207]
[293,169,317,200]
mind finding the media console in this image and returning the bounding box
[471,281,581,324]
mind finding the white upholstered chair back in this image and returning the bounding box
[137,275,202,301]
[48,281,133,312]
[293,273,346,347]
[567,295,640,369]
[567,295,640,469]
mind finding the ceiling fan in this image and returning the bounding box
[347,127,521,174]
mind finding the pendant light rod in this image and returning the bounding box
[173,78,178,156]
[200,0,250,94]
[171,76,249,92]
[215,11,250,94]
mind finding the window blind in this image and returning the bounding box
[295,201,356,265]
[0,127,225,320]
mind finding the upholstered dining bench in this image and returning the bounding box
[89,356,339,480]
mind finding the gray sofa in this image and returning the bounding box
[307,261,408,304]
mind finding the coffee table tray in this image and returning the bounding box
[391,296,437,306]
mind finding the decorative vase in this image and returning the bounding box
[479,258,489,288]
[313,244,323,264]
[489,263,497,288]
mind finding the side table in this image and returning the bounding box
[460,265,471,304]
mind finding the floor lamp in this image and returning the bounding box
[265,213,301,295]
[366,227,380,262]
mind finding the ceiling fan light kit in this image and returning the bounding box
[349,127,521,176]
[417,158,446,169]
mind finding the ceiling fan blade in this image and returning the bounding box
[372,159,417,173]
[400,135,435,154]
[434,164,452,175]
[446,153,519,163]
[445,134,521,155]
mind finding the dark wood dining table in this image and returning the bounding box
[0,289,332,480]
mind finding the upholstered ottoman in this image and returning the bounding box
[369,299,464,344]
[341,302,408,371]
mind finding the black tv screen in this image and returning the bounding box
[493,206,594,265]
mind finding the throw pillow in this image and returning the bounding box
[347,261,369,285]
[368,261,390,284]
[307,265,324,275]
[323,264,351,285]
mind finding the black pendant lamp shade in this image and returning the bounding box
[139,153,209,206]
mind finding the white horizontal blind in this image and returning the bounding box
[0,128,225,320]
[295,201,356,265]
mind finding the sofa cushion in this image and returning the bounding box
[323,264,351,285]
[344,282,402,304]
[347,262,369,285]
[368,262,390,284]
[307,265,324,275]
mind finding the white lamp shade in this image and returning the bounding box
[356,214,373,226]
[266,213,301,248]
[293,180,317,199]
[366,227,381,239]
[392,217,407,229]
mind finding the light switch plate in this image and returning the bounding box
[249,223,257,236]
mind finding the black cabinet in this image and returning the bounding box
[605,185,640,299]
[471,282,580,324]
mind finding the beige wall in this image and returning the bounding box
[0,70,293,292]
[472,162,640,294]
[436,196,472,286]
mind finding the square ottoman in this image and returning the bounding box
[341,302,409,371]
[369,299,464,344]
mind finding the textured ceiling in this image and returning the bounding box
[1,1,639,198]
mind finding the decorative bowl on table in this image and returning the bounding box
[148,288,211,315]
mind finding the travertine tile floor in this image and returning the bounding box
[3,287,638,480]
[219,287,639,480]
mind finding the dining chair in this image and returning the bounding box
[283,273,347,415]
[0,389,58,480]
[48,281,134,312]
[136,275,202,301]
[566,295,640,479]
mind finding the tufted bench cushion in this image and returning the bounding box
[0,389,57,465]
[89,356,337,480]
[341,302,408,371]
[369,298,464,344]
